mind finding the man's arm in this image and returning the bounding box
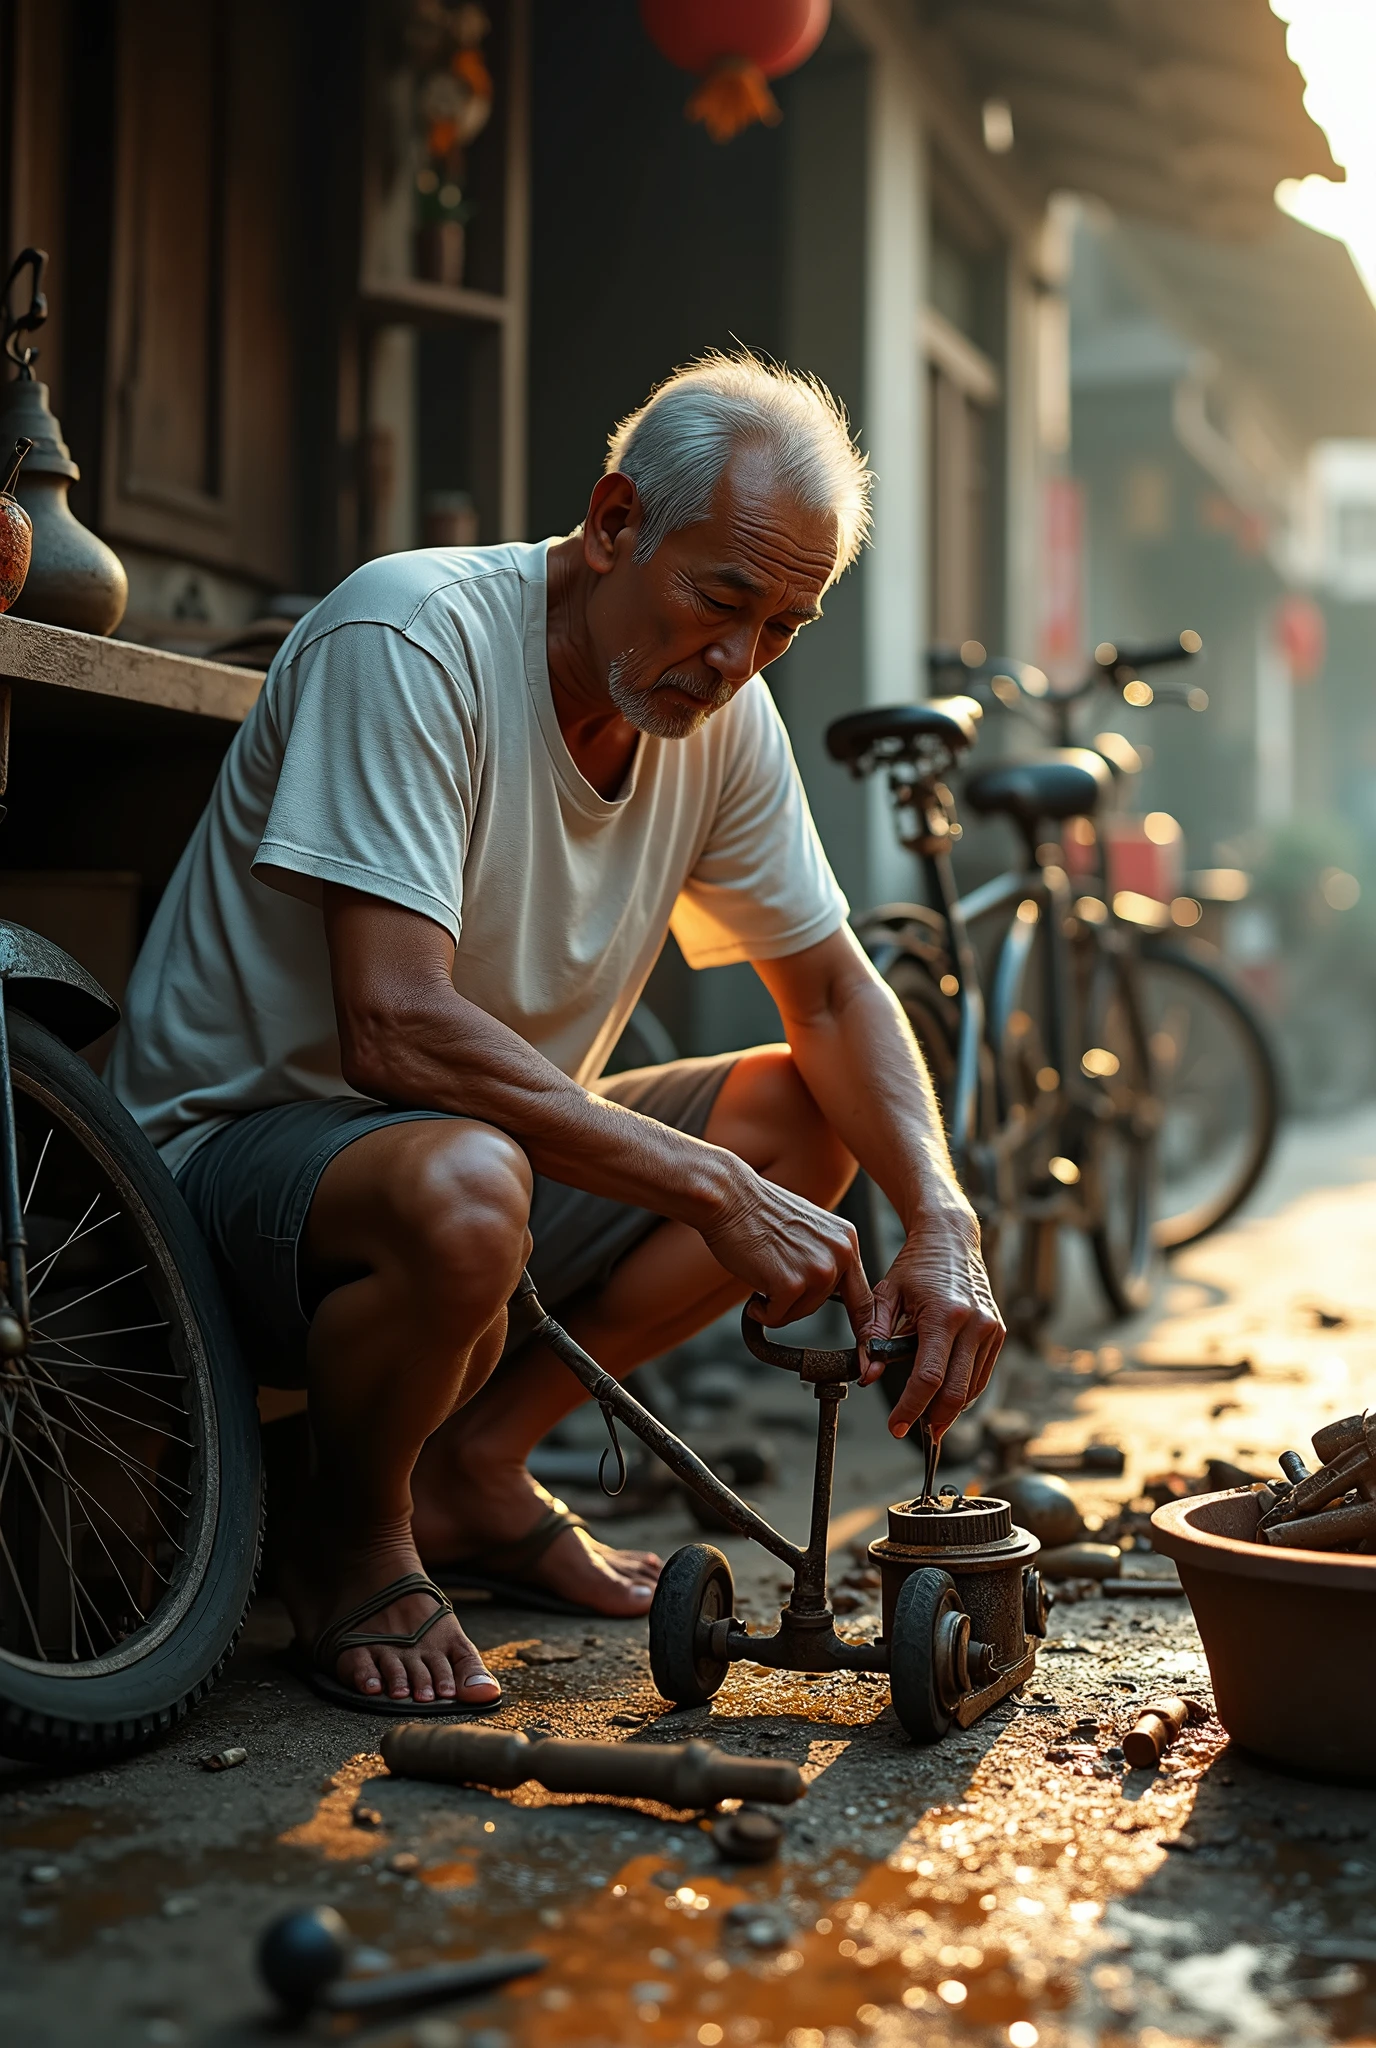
[754,923,1005,1439]
[322,884,871,1332]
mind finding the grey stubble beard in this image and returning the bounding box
[607,651,735,739]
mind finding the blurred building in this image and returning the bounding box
[0,0,1345,1054]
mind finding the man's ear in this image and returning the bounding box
[583,472,641,576]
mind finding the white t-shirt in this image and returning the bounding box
[108,540,849,1174]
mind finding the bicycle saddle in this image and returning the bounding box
[825,696,982,774]
[964,748,1112,828]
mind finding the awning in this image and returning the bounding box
[935,0,1341,238]
[1113,214,1376,441]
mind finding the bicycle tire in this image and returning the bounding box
[1084,945,1157,1317]
[0,1011,262,1764]
[985,906,1060,1339]
[1138,937,1280,1250]
[853,947,958,1419]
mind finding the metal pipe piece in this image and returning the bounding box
[1263,1496,1376,1551]
[381,1725,806,1806]
[518,1279,804,1570]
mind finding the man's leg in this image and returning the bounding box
[281,1116,532,1704]
[410,1047,856,1608]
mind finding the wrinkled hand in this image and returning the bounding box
[859,1199,1005,1440]
[700,1166,872,1335]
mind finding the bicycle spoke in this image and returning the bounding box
[27,1195,105,1295]
[28,1335,189,1418]
[0,1518,47,1660]
[31,1262,150,1327]
[21,1392,189,1554]
[24,1372,195,1453]
[10,1423,160,1614]
[32,1318,171,1344]
[23,1367,193,1502]
[5,1425,143,1634]
[22,1126,52,1214]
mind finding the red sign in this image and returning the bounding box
[1039,476,1085,690]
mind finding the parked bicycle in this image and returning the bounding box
[0,906,260,1764]
[827,632,1279,1407]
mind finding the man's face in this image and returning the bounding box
[590,447,837,739]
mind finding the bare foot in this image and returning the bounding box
[282,1500,502,1705]
[412,1454,662,1617]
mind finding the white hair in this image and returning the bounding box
[604,350,873,583]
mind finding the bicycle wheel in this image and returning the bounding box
[1137,938,1280,1249]
[1083,946,1156,1317]
[986,904,1061,1338]
[0,1010,261,1764]
[854,946,958,1418]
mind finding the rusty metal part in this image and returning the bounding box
[869,1492,1042,1727]
[381,1725,806,1807]
[989,1471,1083,1548]
[1037,1541,1122,1580]
[1150,1487,1376,1783]
[1262,1496,1376,1551]
[1122,1694,1207,1768]
[1279,1450,1311,1486]
[710,1806,785,1862]
[1312,1411,1371,1465]
[919,1418,941,1506]
[1268,1409,1376,1527]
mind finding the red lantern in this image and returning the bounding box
[639,1,832,142]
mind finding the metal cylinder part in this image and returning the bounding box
[870,1497,1039,1667]
[380,1726,806,1806]
[1263,1496,1376,1552]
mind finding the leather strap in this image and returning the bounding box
[313,1571,454,1672]
[458,1501,586,1580]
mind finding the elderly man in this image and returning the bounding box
[110,352,1002,1717]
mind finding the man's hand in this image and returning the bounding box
[700,1165,873,1334]
[859,1197,1004,1439]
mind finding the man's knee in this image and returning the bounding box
[383,1123,533,1306]
[717,1047,856,1208]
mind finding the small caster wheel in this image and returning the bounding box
[648,1543,734,1707]
[1023,1565,1049,1639]
[889,1566,969,1743]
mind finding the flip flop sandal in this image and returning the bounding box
[429,1502,615,1618]
[289,1570,503,1718]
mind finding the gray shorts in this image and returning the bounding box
[175,1054,739,1387]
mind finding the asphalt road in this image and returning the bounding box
[4,1112,1376,2048]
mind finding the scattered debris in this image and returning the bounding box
[352,1804,384,1829]
[1028,1442,1126,1477]
[709,1805,785,1862]
[1122,1695,1209,1768]
[257,1905,544,2017]
[24,1864,61,1887]
[516,1642,582,1666]
[1038,1541,1122,1580]
[388,1852,420,1876]
[200,1746,248,1772]
[380,1724,806,1806]
[1257,1410,1376,1554]
[989,1471,1084,1548]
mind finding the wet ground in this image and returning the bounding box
[4,1112,1376,2048]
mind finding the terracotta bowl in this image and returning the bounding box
[1151,1486,1376,1784]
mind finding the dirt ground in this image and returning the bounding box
[3,1112,1376,2048]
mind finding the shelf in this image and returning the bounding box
[358,274,511,326]
[0,614,264,725]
